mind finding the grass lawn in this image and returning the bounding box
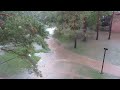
[54,61,120,79]
[54,36,120,78]
[56,35,120,66]
[0,52,40,78]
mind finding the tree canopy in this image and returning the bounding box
[0,11,49,77]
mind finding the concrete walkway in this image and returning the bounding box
[36,37,120,78]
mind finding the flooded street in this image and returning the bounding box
[1,28,120,79]
[39,37,120,78]
[1,11,120,79]
[65,31,120,66]
[9,36,120,79]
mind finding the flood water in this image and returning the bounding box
[65,31,120,66]
[1,27,120,79]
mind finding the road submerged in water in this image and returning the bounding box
[8,36,120,79]
[1,26,120,79]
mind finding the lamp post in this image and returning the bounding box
[100,48,108,74]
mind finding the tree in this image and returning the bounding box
[96,11,100,40]
[36,11,57,27]
[108,11,114,40]
[82,17,87,41]
[43,11,113,42]
[0,11,49,77]
[55,11,81,48]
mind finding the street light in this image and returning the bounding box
[100,48,108,74]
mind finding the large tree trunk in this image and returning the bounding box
[96,11,100,40]
[82,17,87,41]
[74,34,77,48]
[73,17,77,48]
[108,11,114,40]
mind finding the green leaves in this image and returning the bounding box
[0,11,49,68]
[87,11,97,28]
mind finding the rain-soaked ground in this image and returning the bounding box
[7,36,120,79]
[1,28,120,79]
[63,31,120,66]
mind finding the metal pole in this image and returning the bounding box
[100,48,108,74]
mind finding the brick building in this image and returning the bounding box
[112,12,120,33]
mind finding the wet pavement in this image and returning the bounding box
[2,31,120,79]
[64,32,120,66]
[9,36,120,79]
[14,38,120,79]
[37,37,120,78]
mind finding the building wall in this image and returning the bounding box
[112,12,120,33]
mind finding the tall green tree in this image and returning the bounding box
[0,11,49,77]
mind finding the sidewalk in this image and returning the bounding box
[46,37,120,77]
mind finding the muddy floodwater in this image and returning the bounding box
[1,28,120,79]
[64,31,120,66]
[9,36,120,79]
